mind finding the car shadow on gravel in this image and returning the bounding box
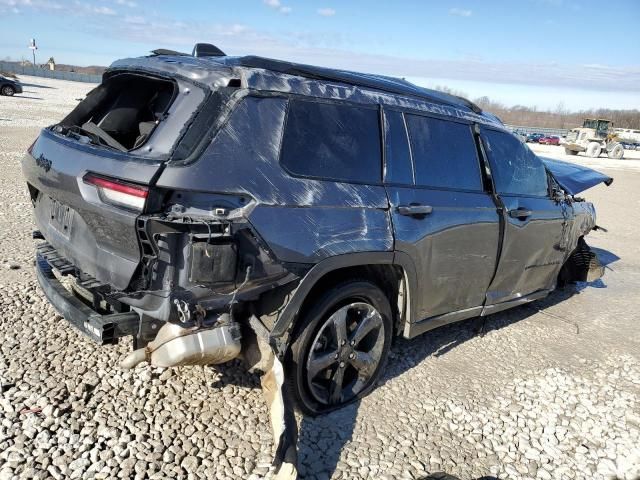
[591,247,620,268]
[295,269,620,478]
[419,474,498,480]
[20,82,56,89]
[290,286,594,478]
[383,283,587,377]
[203,252,619,479]
[4,95,44,100]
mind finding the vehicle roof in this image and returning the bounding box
[216,56,483,113]
[109,53,504,128]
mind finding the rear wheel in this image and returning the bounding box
[608,143,624,160]
[1,85,15,96]
[586,142,602,158]
[287,280,393,416]
[564,148,578,156]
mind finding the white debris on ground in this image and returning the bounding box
[1,76,639,480]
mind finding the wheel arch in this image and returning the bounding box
[268,251,418,351]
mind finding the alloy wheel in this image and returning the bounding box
[305,302,385,406]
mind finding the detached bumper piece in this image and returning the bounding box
[36,250,140,345]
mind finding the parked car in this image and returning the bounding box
[512,129,527,142]
[525,133,545,143]
[0,75,23,96]
[21,45,612,476]
[539,136,561,145]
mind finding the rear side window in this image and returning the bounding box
[280,99,381,183]
[482,130,549,197]
[405,114,482,190]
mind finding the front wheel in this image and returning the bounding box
[287,280,393,416]
[565,148,578,156]
[608,143,624,160]
[1,85,15,96]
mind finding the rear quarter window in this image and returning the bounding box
[404,114,482,191]
[280,99,382,183]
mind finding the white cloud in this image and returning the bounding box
[0,0,120,17]
[123,14,145,24]
[317,7,335,16]
[116,0,136,7]
[263,0,291,14]
[449,7,472,17]
[92,5,116,15]
[0,0,62,13]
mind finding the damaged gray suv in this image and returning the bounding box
[22,44,611,477]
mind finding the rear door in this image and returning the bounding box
[384,109,500,321]
[480,128,567,305]
[22,73,207,290]
[23,132,165,290]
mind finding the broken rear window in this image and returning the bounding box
[58,73,177,152]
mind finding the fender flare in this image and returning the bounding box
[269,250,418,346]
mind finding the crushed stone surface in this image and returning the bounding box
[1,76,639,480]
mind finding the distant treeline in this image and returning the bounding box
[435,86,640,130]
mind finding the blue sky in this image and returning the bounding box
[1,0,639,110]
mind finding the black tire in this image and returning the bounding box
[586,142,602,158]
[608,144,624,160]
[286,280,393,416]
[564,148,578,156]
[1,85,15,97]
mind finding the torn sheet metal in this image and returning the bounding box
[541,157,613,195]
[261,355,298,480]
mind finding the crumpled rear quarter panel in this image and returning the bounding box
[155,95,393,264]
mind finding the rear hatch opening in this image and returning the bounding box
[55,73,177,152]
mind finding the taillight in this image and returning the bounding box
[83,173,148,212]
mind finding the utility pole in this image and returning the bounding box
[29,38,37,66]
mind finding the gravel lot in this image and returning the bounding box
[1,76,639,480]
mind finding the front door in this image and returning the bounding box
[480,128,567,305]
[383,109,500,321]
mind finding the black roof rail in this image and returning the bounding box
[149,49,190,57]
[219,55,482,114]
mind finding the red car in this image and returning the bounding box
[538,136,560,145]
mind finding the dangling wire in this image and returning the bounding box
[199,219,213,258]
[228,265,252,321]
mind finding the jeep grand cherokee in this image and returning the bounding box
[22,44,612,478]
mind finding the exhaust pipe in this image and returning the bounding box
[121,313,241,369]
[122,312,298,478]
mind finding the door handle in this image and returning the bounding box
[508,207,533,219]
[398,204,433,217]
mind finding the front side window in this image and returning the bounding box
[280,99,381,183]
[482,129,549,197]
[404,114,482,191]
